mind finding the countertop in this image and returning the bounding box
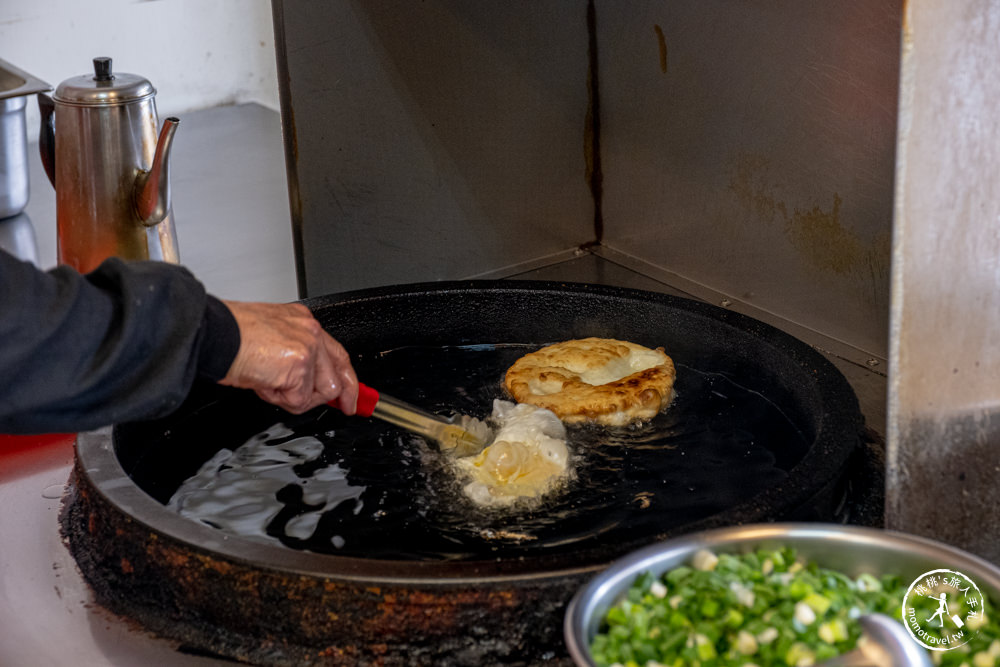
[0,103,292,666]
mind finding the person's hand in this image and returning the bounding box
[218,301,358,415]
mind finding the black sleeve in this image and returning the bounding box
[0,252,241,434]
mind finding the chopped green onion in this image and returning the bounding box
[589,547,1000,667]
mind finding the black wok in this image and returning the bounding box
[63,280,867,666]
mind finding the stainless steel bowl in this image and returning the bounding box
[564,523,1000,666]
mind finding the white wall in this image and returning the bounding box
[1,0,279,132]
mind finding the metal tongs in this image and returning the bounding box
[817,614,931,667]
[329,383,493,457]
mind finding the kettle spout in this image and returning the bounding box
[134,117,180,227]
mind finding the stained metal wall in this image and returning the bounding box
[272,0,594,298]
[273,0,900,365]
[597,2,901,361]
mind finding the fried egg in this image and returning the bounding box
[456,399,569,507]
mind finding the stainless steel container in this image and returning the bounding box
[564,523,1000,666]
[38,57,180,273]
[0,213,39,264]
[0,59,50,220]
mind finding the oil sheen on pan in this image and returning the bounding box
[158,342,808,562]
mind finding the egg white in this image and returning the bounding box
[456,399,569,507]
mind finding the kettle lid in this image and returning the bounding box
[53,57,155,106]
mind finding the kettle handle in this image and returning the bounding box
[38,93,56,188]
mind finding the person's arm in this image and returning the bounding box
[0,252,356,434]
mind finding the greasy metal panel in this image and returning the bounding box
[887,1,1000,562]
[272,0,593,297]
[595,1,901,360]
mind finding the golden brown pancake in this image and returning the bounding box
[504,337,676,425]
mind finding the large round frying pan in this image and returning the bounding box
[63,281,867,666]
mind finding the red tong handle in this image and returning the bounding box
[355,383,380,417]
[329,382,380,417]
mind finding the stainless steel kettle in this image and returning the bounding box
[39,57,179,273]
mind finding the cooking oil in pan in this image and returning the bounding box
[165,343,811,561]
[167,423,366,547]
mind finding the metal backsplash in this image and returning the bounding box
[273,0,900,367]
[595,1,901,362]
[272,1,594,298]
